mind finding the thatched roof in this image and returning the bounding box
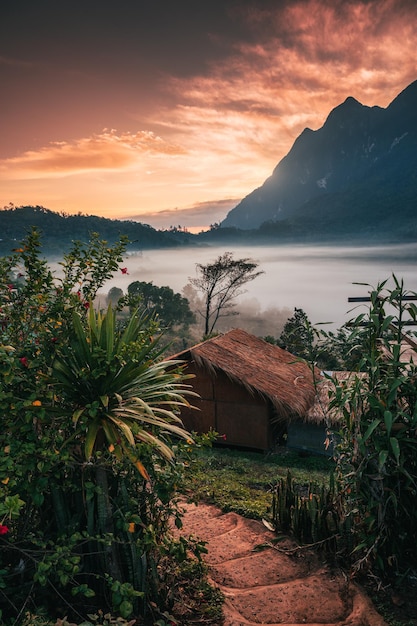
[379,339,417,366]
[306,371,367,425]
[172,328,317,420]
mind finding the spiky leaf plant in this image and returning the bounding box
[51,303,196,472]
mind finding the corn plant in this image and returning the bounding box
[330,276,417,578]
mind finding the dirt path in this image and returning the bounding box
[178,501,387,626]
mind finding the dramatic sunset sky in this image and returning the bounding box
[1,0,416,232]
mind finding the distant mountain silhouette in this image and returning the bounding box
[0,205,191,254]
[221,79,417,242]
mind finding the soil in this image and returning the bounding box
[176,501,393,626]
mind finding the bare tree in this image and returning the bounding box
[188,252,264,336]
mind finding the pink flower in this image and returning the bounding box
[121,267,129,274]
[0,525,9,535]
[220,433,227,440]
[7,284,14,291]
[19,357,28,368]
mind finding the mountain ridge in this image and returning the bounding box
[221,79,417,240]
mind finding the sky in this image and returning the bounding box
[1,0,416,233]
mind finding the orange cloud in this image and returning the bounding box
[162,0,417,157]
[0,129,186,180]
[130,198,239,231]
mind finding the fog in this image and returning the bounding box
[99,242,417,333]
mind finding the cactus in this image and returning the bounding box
[271,470,345,554]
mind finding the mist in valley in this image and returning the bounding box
[94,242,417,339]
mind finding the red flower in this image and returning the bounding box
[0,525,9,535]
[19,357,28,367]
[7,284,14,291]
[220,433,227,440]
[83,301,90,309]
[121,267,129,274]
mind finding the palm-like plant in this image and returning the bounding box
[48,305,198,601]
[51,304,195,473]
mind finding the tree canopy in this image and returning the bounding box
[188,252,264,336]
[127,280,196,331]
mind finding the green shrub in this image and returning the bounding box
[0,230,213,625]
[269,277,417,584]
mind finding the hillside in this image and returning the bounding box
[0,205,194,254]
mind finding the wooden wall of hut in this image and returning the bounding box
[178,361,272,450]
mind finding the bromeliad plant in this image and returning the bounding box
[51,303,196,471]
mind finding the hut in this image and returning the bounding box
[171,329,317,451]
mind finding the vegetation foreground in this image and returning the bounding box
[1,229,417,625]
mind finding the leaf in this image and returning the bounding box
[72,408,85,425]
[84,419,101,460]
[100,395,109,409]
[262,519,275,531]
[107,414,135,446]
[71,311,93,368]
[378,449,388,470]
[362,419,381,443]
[252,542,272,552]
[101,419,119,447]
[136,430,174,461]
[134,459,150,482]
[102,303,115,358]
[384,411,392,434]
[390,437,401,464]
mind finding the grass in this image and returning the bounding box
[182,445,334,520]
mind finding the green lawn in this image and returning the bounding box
[182,445,333,521]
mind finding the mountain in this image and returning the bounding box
[221,80,417,242]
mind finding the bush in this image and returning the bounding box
[271,470,340,551]
[270,277,417,585]
[0,230,210,624]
